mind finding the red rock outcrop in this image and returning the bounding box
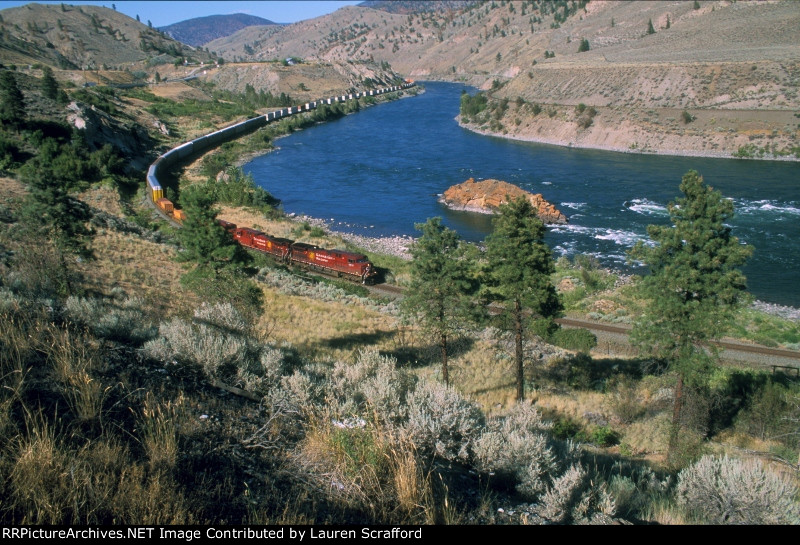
[440,178,568,224]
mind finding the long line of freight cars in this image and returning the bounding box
[145,80,416,282]
[146,81,415,208]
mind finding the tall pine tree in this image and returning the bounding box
[0,70,26,131]
[628,170,752,462]
[20,140,93,295]
[177,184,249,278]
[40,66,60,101]
[402,217,480,385]
[483,197,561,401]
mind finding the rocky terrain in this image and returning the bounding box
[0,3,400,107]
[440,178,568,224]
[0,3,212,69]
[206,0,800,160]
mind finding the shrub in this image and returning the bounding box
[142,303,272,386]
[328,348,414,425]
[474,402,577,498]
[404,381,484,462]
[549,327,597,353]
[539,463,617,523]
[606,377,646,424]
[735,380,796,444]
[459,91,488,118]
[539,464,586,521]
[591,425,619,447]
[682,110,694,124]
[676,454,800,524]
[552,417,583,440]
[607,465,672,520]
[64,295,157,344]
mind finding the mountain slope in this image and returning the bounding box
[205,0,800,159]
[159,13,279,47]
[0,3,212,69]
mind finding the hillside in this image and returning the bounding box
[206,0,800,159]
[0,3,213,69]
[159,13,279,47]
[0,3,404,147]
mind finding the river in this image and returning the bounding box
[244,81,800,308]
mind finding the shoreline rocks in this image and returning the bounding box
[440,178,568,224]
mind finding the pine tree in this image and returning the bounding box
[41,66,59,101]
[0,70,26,131]
[483,197,561,401]
[176,185,248,276]
[177,185,261,320]
[628,170,752,462]
[647,18,655,35]
[402,217,480,385]
[20,141,93,295]
[578,37,590,52]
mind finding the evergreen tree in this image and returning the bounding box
[647,18,656,35]
[176,184,249,276]
[628,170,752,462]
[41,66,59,101]
[483,197,561,401]
[20,141,93,295]
[0,70,26,131]
[402,217,480,385]
[578,37,590,52]
[177,185,261,320]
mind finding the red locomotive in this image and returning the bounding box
[226,220,376,284]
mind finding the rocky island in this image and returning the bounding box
[440,178,568,225]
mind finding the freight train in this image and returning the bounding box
[146,80,415,283]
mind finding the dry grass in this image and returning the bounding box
[77,185,126,217]
[532,389,607,423]
[79,229,194,315]
[137,392,183,472]
[255,284,398,360]
[448,339,518,414]
[295,420,448,524]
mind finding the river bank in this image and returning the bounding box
[458,119,800,163]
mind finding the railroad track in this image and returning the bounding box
[556,316,800,368]
[365,283,800,368]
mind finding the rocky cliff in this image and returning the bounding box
[440,178,568,225]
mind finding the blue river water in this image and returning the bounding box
[244,81,800,308]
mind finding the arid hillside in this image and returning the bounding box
[0,3,212,69]
[207,0,800,158]
[0,3,403,151]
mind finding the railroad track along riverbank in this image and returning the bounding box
[366,282,800,371]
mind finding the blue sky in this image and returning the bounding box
[0,1,362,27]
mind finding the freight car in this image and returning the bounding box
[228,221,376,284]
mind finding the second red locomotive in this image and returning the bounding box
[225,221,377,284]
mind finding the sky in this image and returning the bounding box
[0,1,363,27]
